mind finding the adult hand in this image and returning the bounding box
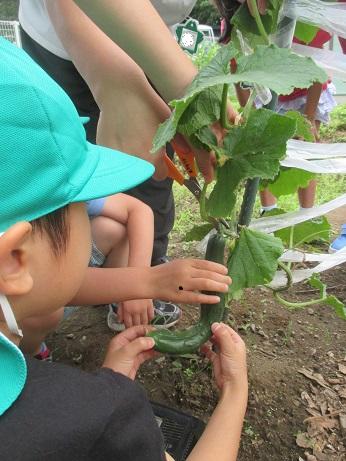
[102,325,157,379]
[201,323,247,390]
[117,299,155,328]
[172,101,239,183]
[151,259,231,305]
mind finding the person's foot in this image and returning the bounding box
[107,300,182,332]
[329,224,346,253]
[34,342,53,362]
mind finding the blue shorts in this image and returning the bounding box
[86,198,106,217]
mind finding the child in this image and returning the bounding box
[87,193,181,332]
[0,37,247,461]
[216,0,337,213]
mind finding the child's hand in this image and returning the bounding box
[152,259,231,305]
[201,323,247,391]
[117,299,154,328]
[102,325,157,380]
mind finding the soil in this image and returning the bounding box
[47,209,346,461]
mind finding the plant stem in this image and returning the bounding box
[238,177,260,228]
[221,84,231,129]
[199,182,209,222]
[274,292,326,310]
[248,0,270,45]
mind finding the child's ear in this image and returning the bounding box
[0,222,34,296]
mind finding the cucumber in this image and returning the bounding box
[148,232,226,354]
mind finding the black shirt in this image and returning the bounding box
[0,358,165,461]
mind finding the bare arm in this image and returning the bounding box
[46,0,171,176]
[72,0,197,102]
[68,259,231,306]
[187,324,248,461]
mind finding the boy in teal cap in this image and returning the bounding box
[0,38,247,461]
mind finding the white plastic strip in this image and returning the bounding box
[270,247,346,288]
[286,139,346,160]
[280,250,332,263]
[282,0,346,39]
[250,193,346,234]
[292,43,346,81]
[281,156,346,173]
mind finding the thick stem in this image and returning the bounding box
[199,182,209,222]
[248,0,270,44]
[238,178,260,228]
[221,84,231,129]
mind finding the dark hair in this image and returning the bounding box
[213,0,241,43]
[31,206,70,255]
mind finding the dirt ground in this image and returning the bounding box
[47,209,346,461]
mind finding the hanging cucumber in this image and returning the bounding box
[148,232,226,354]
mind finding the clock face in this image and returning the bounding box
[181,30,197,49]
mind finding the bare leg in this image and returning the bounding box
[19,308,64,355]
[298,120,320,209]
[90,216,129,268]
[298,179,317,208]
[259,189,277,208]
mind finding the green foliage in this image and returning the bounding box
[184,223,213,242]
[265,168,316,198]
[152,44,326,152]
[207,109,296,217]
[178,85,223,137]
[192,42,221,70]
[284,111,315,142]
[294,22,318,44]
[320,104,346,143]
[190,0,221,28]
[0,0,18,19]
[275,215,331,246]
[309,275,346,320]
[228,228,284,296]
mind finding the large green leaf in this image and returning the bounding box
[284,111,315,142]
[275,216,331,246]
[207,109,296,218]
[228,228,284,294]
[185,223,214,242]
[178,86,223,137]
[152,45,326,151]
[207,161,240,218]
[267,168,316,197]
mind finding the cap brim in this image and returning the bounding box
[0,333,27,416]
[73,142,155,203]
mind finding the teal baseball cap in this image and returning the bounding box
[0,37,155,232]
[0,331,27,416]
[0,289,26,416]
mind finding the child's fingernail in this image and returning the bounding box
[211,322,221,332]
[147,338,155,348]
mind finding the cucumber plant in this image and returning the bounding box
[149,1,346,354]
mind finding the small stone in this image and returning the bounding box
[307,308,314,315]
[327,351,335,358]
[66,333,74,340]
[297,320,302,324]
[81,336,87,342]
[73,354,83,364]
[313,335,318,339]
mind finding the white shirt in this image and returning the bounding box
[19,0,197,60]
